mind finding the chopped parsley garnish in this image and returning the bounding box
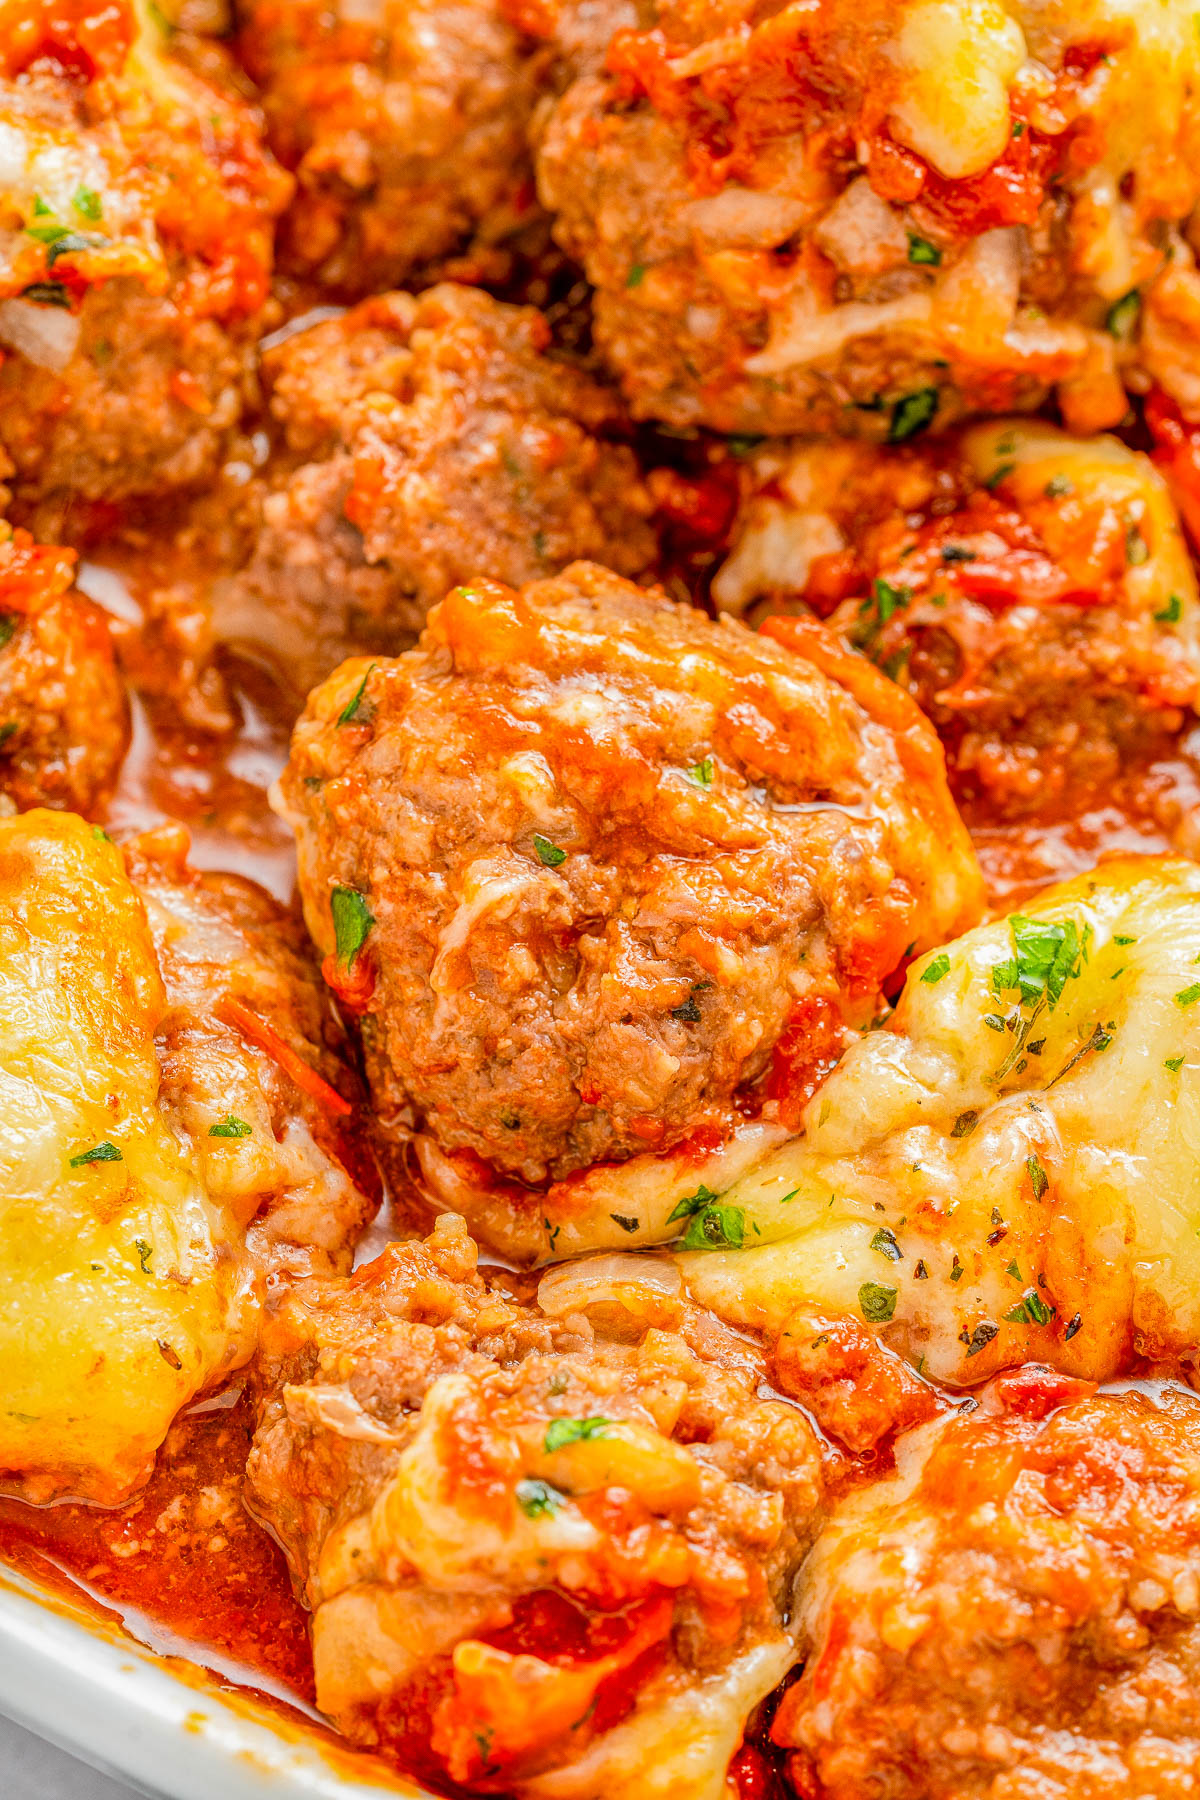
[888,386,939,443]
[1155,593,1183,624]
[610,1213,640,1233]
[209,1115,252,1138]
[949,1257,964,1282]
[1044,475,1073,499]
[1114,935,1137,946]
[626,262,646,288]
[1011,119,1026,138]
[1176,983,1200,1009]
[70,1141,122,1167]
[983,1013,1006,1032]
[135,1239,153,1274]
[689,757,714,786]
[336,663,375,726]
[25,220,71,246]
[1046,1020,1114,1087]
[727,434,765,459]
[1002,1289,1055,1327]
[73,186,102,221]
[516,1478,564,1518]
[951,1110,979,1138]
[872,577,910,625]
[858,1281,897,1324]
[681,1202,745,1251]
[330,885,374,967]
[46,232,101,266]
[0,616,15,651]
[544,1416,610,1453]
[921,953,951,985]
[940,544,976,564]
[1166,1054,1186,1072]
[671,992,702,1023]
[533,833,566,868]
[870,1226,902,1261]
[907,234,941,267]
[1105,289,1141,340]
[988,912,1088,1079]
[984,462,1016,491]
[1026,1155,1049,1201]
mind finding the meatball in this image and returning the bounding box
[275,562,983,1184]
[213,285,658,699]
[245,1216,824,1799]
[714,420,1200,813]
[435,856,1200,1395]
[0,525,128,813]
[0,0,290,513]
[533,0,1200,435]
[0,809,374,1505]
[776,1374,1200,1799]
[235,0,544,296]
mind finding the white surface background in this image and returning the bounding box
[2,1716,141,1798]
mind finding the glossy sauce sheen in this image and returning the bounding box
[3,543,1200,1795]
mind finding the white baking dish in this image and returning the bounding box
[0,1561,426,1800]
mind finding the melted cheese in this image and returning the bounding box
[675,858,1200,1384]
[0,812,257,1503]
[888,2,1028,180]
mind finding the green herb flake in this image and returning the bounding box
[873,576,911,626]
[25,221,70,246]
[1155,593,1183,625]
[1003,1289,1055,1327]
[680,1202,745,1252]
[984,462,1016,492]
[888,386,939,444]
[209,1115,252,1139]
[1026,1155,1049,1201]
[1044,474,1073,498]
[951,1109,979,1139]
[1011,119,1026,138]
[1114,935,1137,946]
[70,1141,122,1167]
[626,262,646,288]
[1105,289,1141,340]
[907,234,941,267]
[516,1477,564,1519]
[336,663,375,727]
[330,885,374,967]
[689,756,714,787]
[1125,523,1150,567]
[20,281,72,307]
[983,1013,1006,1032]
[870,1226,902,1262]
[135,1239,153,1274]
[858,1281,897,1324]
[544,1416,610,1453]
[1005,1259,1021,1279]
[0,616,15,651]
[610,1212,640,1233]
[727,434,765,459]
[921,953,951,985]
[1176,983,1200,1009]
[667,1184,718,1224]
[1166,1054,1186,1072]
[533,833,567,868]
[73,186,102,221]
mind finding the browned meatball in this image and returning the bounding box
[213,285,658,698]
[275,562,984,1184]
[776,1371,1200,1800]
[715,420,1200,816]
[236,0,544,297]
[246,1216,824,1796]
[0,3,290,518]
[532,0,1200,436]
[0,526,127,815]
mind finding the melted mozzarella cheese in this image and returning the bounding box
[0,812,257,1503]
[888,1,1028,180]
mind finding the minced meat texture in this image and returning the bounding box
[777,1371,1200,1800]
[236,0,545,297]
[245,1215,824,1794]
[531,0,1200,437]
[0,0,290,516]
[213,284,658,699]
[275,560,983,1183]
[0,527,127,815]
